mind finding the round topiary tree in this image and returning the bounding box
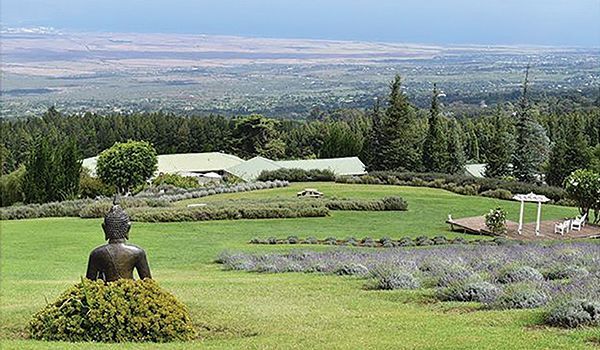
[28,279,196,342]
[96,140,158,195]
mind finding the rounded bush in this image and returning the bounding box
[28,279,196,342]
[545,265,590,281]
[287,235,299,244]
[438,281,500,303]
[370,268,420,290]
[545,299,600,328]
[494,285,549,309]
[304,236,318,244]
[497,266,543,284]
[334,263,369,276]
[398,237,415,247]
[435,265,477,287]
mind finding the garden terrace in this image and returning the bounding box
[448,216,600,240]
[2,183,594,349]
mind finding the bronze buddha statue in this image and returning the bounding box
[86,201,152,282]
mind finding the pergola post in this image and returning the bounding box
[518,200,524,235]
[535,201,542,236]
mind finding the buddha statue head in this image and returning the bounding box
[102,200,131,241]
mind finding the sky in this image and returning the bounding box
[1,0,599,46]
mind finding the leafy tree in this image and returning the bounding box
[512,67,550,182]
[545,114,591,186]
[422,84,447,172]
[0,165,25,206]
[564,169,600,224]
[96,140,158,194]
[485,107,514,178]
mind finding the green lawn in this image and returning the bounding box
[2,183,594,349]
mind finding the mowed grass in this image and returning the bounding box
[2,183,594,349]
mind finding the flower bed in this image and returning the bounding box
[217,242,600,327]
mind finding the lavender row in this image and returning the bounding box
[217,243,600,327]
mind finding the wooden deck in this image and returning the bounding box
[447,216,600,240]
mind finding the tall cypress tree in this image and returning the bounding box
[443,118,466,174]
[364,98,385,170]
[23,138,52,204]
[512,67,550,182]
[381,75,421,171]
[58,138,82,200]
[485,107,513,178]
[422,83,447,172]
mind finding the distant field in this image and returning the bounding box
[2,183,591,349]
[2,31,598,118]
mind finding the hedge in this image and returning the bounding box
[257,168,336,182]
[0,198,170,221]
[127,205,330,222]
[336,171,568,202]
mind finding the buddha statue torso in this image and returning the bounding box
[86,202,152,282]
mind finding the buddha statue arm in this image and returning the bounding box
[135,251,152,279]
[86,253,100,280]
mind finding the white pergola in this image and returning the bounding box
[512,193,551,236]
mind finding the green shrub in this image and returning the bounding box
[152,173,202,189]
[0,165,25,207]
[257,168,336,182]
[79,168,114,199]
[28,279,196,342]
[480,189,513,200]
[485,207,507,235]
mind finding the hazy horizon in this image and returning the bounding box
[1,0,599,47]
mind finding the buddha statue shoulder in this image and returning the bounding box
[86,200,152,282]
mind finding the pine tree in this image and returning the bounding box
[485,107,513,178]
[380,75,422,171]
[422,83,447,172]
[364,98,385,170]
[512,67,550,183]
[545,114,591,186]
[443,118,466,174]
[57,138,82,200]
[23,138,52,204]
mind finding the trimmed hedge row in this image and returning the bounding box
[257,168,336,182]
[127,205,329,222]
[336,171,569,203]
[325,196,408,211]
[0,198,170,221]
[249,235,513,247]
[136,180,289,202]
